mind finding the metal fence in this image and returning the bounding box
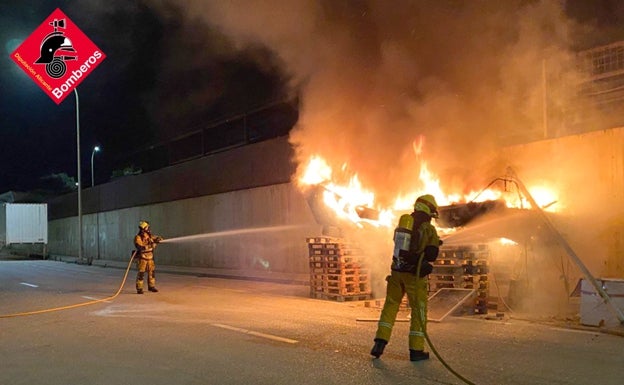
[565,41,624,133]
[112,99,299,175]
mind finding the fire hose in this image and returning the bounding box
[0,251,137,319]
[415,253,476,385]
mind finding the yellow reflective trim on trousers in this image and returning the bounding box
[409,331,425,337]
[378,322,393,329]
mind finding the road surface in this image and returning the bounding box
[1,259,623,385]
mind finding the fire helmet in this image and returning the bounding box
[138,221,150,231]
[414,194,439,218]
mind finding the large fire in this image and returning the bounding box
[298,153,559,230]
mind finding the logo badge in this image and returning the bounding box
[10,8,106,104]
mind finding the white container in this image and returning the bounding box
[0,203,48,245]
[580,278,624,327]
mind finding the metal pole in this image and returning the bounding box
[74,88,84,264]
[96,213,100,260]
[542,59,548,139]
[509,167,624,324]
[91,146,99,187]
[91,146,100,260]
[91,150,95,187]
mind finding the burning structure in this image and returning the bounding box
[297,152,624,324]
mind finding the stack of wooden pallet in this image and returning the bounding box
[307,236,372,302]
[431,244,490,314]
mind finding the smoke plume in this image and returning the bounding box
[180,0,583,205]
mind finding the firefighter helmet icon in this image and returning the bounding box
[34,18,77,78]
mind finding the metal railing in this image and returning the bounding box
[111,98,298,176]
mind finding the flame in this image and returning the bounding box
[528,186,560,211]
[413,136,425,156]
[499,237,518,246]
[299,156,332,185]
[298,152,559,229]
[298,156,394,228]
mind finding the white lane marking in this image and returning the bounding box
[20,282,39,288]
[212,323,299,344]
[92,305,155,316]
[549,327,601,335]
[81,296,111,302]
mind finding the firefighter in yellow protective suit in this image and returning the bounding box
[371,194,441,361]
[134,221,164,294]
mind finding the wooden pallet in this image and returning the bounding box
[308,242,359,249]
[309,276,368,286]
[307,236,371,302]
[310,271,369,281]
[434,259,461,266]
[438,247,490,260]
[309,266,362,274]
[309,254,359,263]
[311,291,371,302]
[308,248,361,256]
[306,236,347,244]
[309,261,361,269]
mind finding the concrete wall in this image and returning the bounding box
[501,127,624,278]
[48,136,298,218]
[44,137,324,275]
[48,182,321,274]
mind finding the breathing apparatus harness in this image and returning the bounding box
[392,212,435,276]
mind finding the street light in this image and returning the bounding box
[91,145,100,187]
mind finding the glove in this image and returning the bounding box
[418,261,433,278]
[154,236,164,243]
[424,245,439,262]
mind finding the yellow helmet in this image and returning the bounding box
[138,221,150,231]
[414,194,439,218]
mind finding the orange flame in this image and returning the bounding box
[298,153,559,229]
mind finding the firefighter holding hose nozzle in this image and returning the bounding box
[371,194,441,361]
[134,220,164,294]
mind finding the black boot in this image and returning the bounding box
[409,349,430,361]
[370,339,387,358]
[148,287,158,292]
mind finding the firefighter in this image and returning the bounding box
[370,194,441,361]
[134,220,164,294]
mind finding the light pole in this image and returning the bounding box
[91,146,100,187]
[91,145,101,261]
[75,89,84,264]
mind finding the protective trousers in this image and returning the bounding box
[375,270,428,351]
[136,258,156,291]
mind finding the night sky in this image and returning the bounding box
[1,0,623,196]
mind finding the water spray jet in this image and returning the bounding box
[159,225,305,243]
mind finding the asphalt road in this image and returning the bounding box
[1,259,623,385]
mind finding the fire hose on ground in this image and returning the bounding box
[0,250,137,319]
[414,253,477,385]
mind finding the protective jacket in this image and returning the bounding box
[134,232,161,260]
